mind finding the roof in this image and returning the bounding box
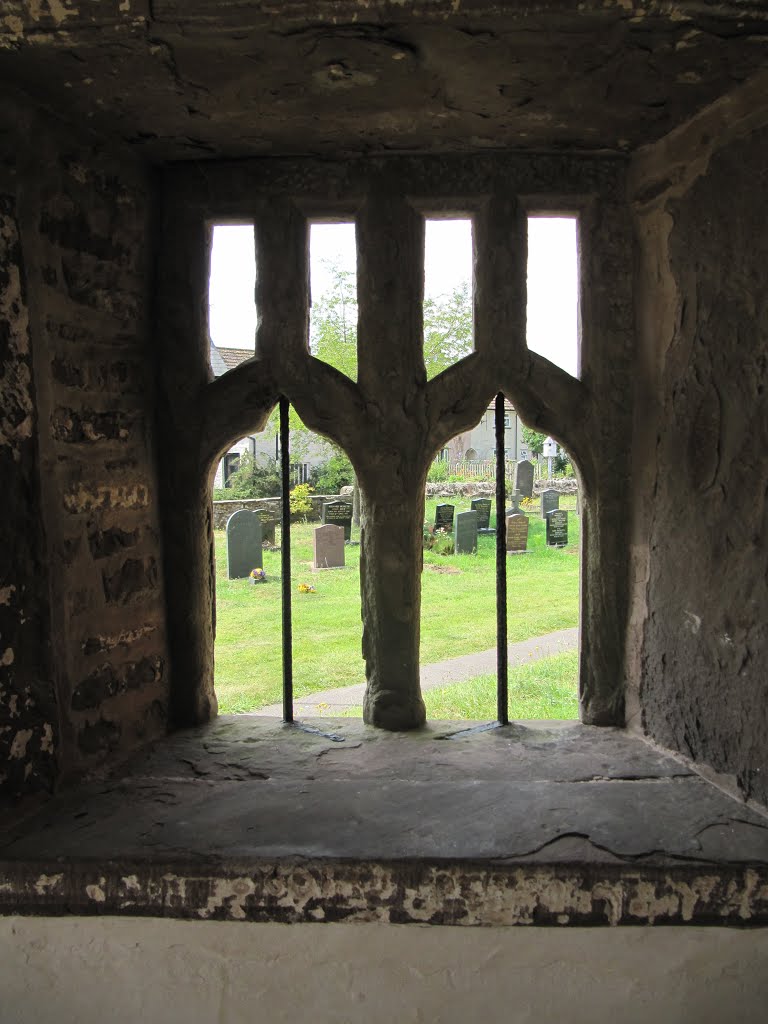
[210,344,254,376]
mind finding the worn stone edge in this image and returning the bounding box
[1,859,767,927]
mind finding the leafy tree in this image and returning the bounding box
[521,425,547,457]
[310,261,358,381]
[423,281,473,380]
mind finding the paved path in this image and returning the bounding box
[255,626,578,717]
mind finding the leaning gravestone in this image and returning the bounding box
[434,503,455,532]
[546,509,569,547]
[256,508,277,545]
[540,488,560,519]
[470,497,492,532]
[322,499,353,541]
[454,510,478,554]
[514,460,534,499]
[313,524,345,569]
[506,513,529,554]
[226,509,262,579]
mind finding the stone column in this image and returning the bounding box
[355,191,428,729]
[359,475,427,730]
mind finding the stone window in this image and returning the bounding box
[156,153,630,732]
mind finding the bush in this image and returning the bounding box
[289,483,314,519]
[312,451,354,493]
[222,451,281,499]
[427,459,451,483]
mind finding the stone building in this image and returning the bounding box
[1,2,768,1020]
[441,396,527,463]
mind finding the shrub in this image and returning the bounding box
[222,450,281,499]
[312,451,354,493]
[289,483,314,519]
[427,459,450,483]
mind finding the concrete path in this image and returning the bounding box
[255,626,578,717]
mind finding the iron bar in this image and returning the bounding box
[280,396,294,722]
[495,392,509,725]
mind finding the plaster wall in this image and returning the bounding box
[0,94,168,798]
[1,917,767,1024]
[629,76,768,805]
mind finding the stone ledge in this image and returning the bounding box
[1,718,767,927]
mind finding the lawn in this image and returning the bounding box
[214,494,580,714]
[340,650,580,721]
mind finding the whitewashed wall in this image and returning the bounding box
[1,918,767,1024]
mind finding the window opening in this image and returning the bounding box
[208,223,257,365]
[423,218,474,380]
[309,222,358,381]
[207,211,579,726]
[526,216,579,378]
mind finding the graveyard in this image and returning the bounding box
[214,492,580,715]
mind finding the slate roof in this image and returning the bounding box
[210,343,254,376]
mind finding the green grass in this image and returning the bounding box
[214,494,580,713]
[339,650,579,721]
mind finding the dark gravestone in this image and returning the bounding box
[226,509,263,579]
[514,460,534,499]
[256,508,277,544]
[506,513,529,554]
[546,509,569,547]
[434,503,455,532]
[470,498,491,531]
[540,488,560,519]
[313,524,345,569]
[322,499,353,541]
[454,510,478,554]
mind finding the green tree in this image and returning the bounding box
[521,425,547,457]
[310,261,358,382]
[423,281,474,380]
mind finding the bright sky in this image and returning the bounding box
[208,217,578,376]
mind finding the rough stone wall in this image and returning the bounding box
[0,122,56,800]
[630,78,768,805]
[0,96,167,797]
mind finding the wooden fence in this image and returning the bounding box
[443,459,542,480]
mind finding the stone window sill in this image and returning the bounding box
[1,718,767,926]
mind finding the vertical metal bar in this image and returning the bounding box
[495,392,509,725]
[280,396,293,722]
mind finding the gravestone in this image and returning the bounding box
[256,508,277,545]
[540,488,560,519]
[546,509,569,547]
[470,497,492,531]
[322,499,353,541]
[506,513,529,554]
[506,490,522,516]
[434,503,455,532]
[575,490,581,516]
[514,460,534,499]
[226,509,262,579]
[313,524,345,569]
[454,510,478,554]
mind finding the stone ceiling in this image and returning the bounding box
[1,1,767,161]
